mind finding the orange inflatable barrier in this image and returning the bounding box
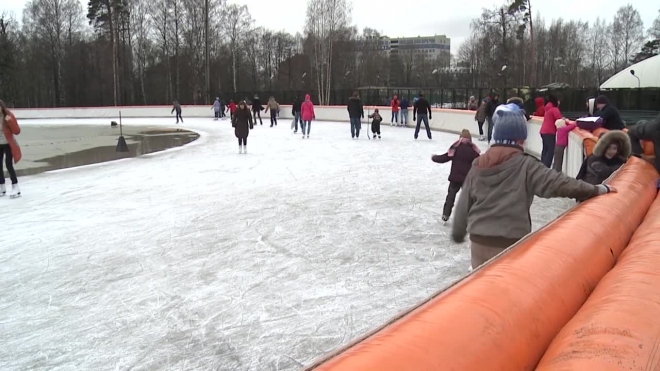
[537,185,660,371]
[305,157,658,371]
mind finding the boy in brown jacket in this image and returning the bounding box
[452,103,617,270]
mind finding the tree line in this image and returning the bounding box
[0,0,658,108]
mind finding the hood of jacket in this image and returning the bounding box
[593,130,631,159]
[305,94,311,101]
[349,96,361,101]
[534,97,544,109]
[475,145,525,170]
[588,98,596,116]
[469,145,527,187]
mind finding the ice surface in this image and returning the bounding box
[0,118,575,370]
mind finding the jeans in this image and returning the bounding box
[401,109,409,125]
[486,117,494,142]
[0,144,18,184]
[350,117,362,137]
[477,121,484,136]
[253,110,262,125]
[294,112,301,132]
[301,120,311,135]
[175,112,183,123]
[238,137,247,146]
[270,110,277,126]
[443,181,462,217]
[414,114,432,139]
[391,111,398,123]
[541,134,556,167]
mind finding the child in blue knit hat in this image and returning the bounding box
[451,103,617,271]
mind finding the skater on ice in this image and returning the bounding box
[213,97,222,120]
[300,94,315,139]
[576,130,630,185]
[0,100,21,198]
[474,99,487,141]
[369,109,382,139]
[250,95,263,126]
[432,129,480,223]
[233,100,254,154]
[171,100,183,123]
[227,100,236,120]
[265,96,280,127]
[400,96,409,127]
[390,94,399,126]
[451,103,617,270]
[292,96,302,134]
[413,93,432,140]
[347,91,364,139]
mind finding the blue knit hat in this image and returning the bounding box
[493,103,528,145]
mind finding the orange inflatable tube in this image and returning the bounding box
[305,157,658,371]
[537,184,660,371]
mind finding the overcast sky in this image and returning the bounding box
[3,0,658,54]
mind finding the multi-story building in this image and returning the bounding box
[370,35,451,67]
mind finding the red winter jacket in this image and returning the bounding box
[300,94,315,121]
[228,101,236,113]
[540,103,563,135]
[391,96,400,112]
[533,97,545,117]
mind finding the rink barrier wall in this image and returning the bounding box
[304,157,659,371]
[536,189,660,370]
[11,105,584,177]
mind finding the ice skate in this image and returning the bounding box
[243,147,247,154]
[306,134,309,139]
[0,184,5,197]
[378,134,381,139]
[373,134,377,139]
[9,184,20,199]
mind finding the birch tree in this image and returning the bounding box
[611,4,644,70]
[304,0,351,105]
[223,4,251,93]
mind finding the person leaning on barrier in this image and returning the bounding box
[627,112,660,173]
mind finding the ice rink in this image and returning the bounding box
[0,117,574,370]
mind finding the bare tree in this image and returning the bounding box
[223,4,251,93]
[650,9,660,40]
[611,4,645,70]
[304,0,351,105]
[586,18,611,86]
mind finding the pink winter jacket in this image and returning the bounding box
[556,123,576,147]
[540,103,563,135]
[300,94,315,121]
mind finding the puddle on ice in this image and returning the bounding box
[10,126,199,177]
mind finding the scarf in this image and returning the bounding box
[447,138,481,157]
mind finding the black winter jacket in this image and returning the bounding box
[485,99,499,118]
[251,98,262,112]
[597,104,625,130]
[347,97,364,118]
[292,98,302,113]
[432,142,480,183]
[233,107,253,138]
[413,98,432,117]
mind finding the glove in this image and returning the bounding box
[429,115,432,120]
[451,232,465,244]
[413,116,416,121]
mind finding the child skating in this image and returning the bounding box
[432,129,480,223]
[451,104,617,271]
[369,109,382,139]
[171,101,183,123]
[212,97,221,120]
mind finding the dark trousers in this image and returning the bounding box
[220,107,225,117]
[253,110,262,125]
[477,121,484,136]
[415,114,432,139]
[270,110,277,126]
[0,144,18,185]
[443,181,462,217]
[628,127,660,172]
[175,112,183,123]
[486,117,494,142]
[541,134,556,167]
[552,145,566,172]
[238,137,247,146]
[214,110,220,118]
[293,112,301,132]
[371,121,381,135]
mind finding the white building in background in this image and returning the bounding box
[368,35,452,66]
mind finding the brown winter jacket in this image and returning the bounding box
[475,104,487,123]
[452,145,602,248]
[266,100,280,112]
